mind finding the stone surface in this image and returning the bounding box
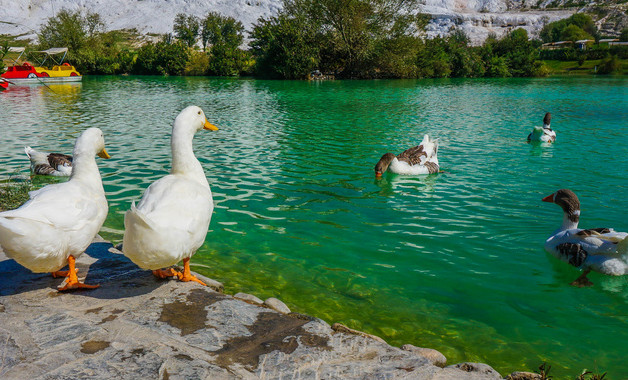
[506,372,542,380]
[234,292,264,305]
[263,297,291,314]
[0,238,507,379]
[402,343,448,367]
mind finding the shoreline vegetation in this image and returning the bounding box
[1,1,627,79]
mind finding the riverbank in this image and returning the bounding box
[0,236,542,379]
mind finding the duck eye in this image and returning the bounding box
[197,111,201,115]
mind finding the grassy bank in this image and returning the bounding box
[543,58,628,75]
[0,179,33,211]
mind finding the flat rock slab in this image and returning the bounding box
[0,238,503,379]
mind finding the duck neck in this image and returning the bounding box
[69,152,103,190]
[560,210,580,231]
[171,129,208,186]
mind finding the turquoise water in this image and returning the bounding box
[1,76,627,378]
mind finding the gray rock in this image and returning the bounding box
[402,343,447,367]
[263,297,291,314]
[446,362,503,379]
[0,239,508,379]
[234,292,263,305]
[507,372,543,380]
[332,322,387,344]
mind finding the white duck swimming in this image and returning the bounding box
[375,134,439,178]
[24,146,73,176]
[0,128,110,291]
[123,106,218,285]
[527,112,555,143]
[542,189,628,287]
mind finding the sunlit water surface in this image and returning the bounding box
[1,76,627,378]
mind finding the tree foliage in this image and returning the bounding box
[540,13,596,43]
[134,39,190,75]
[38,9,104,51]
[173,13,200,48]
[200,12,249,76]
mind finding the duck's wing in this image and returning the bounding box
[135,175,213,235]
[397,145,426,166]
[570,228,628,256]
[47,153,73,169]
[1,182,104,232]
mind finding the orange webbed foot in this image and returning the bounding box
[56,255,99,292]
[177,258,207,286]
[51,268,78,278]
[177,272,207,286]
[152,268,181,279]
[58,281,100,292]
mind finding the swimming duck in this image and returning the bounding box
[527,112,555,143]
[375,134,439,178]
[542,189,628,287]
[24,146,73,176]
[122,106,218,285]
[0,128,110,291]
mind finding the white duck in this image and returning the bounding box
[0,128,110,291]
[24,146,73,176]
[542,189,628,287]
[375,134,439,178]
[123,106,218,285]
[527,112,555,143]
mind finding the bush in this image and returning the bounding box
[134,39,190,75]
[597,55,621,74]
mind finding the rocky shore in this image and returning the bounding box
[0,237,539,379]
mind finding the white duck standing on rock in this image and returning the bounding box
[542,189,628,287]
[527,112,555,143]
[123,106,218,286]
[0,128,110,291]
[375,134,439,178]
[24,146,73,176]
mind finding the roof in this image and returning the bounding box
[599,39,619,43]
[575,40,594,44]
[8,47,26,53]
[33,48,68,55]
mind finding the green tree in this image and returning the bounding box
[620,28,628,42]
[173,14,200,48]
[560,24,593,42]
[38,9,104,51]
[134,39,190,75]
[283,0,420,78]
[200,12,248,76]
[540,13,596,43]
[250,14,319,79]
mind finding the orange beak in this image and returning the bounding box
[375,172,382,179]
[542,194,554,203]
[203,120,219,131]
[98,148,111,159]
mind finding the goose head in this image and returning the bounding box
[543,112,551,129]
[73,127,110,159]
[173,106,218,136]
[543,188,580,230]
[375,153,396,178]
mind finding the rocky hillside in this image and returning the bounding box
[0,0,626,45]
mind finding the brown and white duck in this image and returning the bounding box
[25,146,73,176]
[375,134,439,178]
[542,189,628,286]
[527,112,555,143]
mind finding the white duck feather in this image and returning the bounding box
[0,128,109,289]
[123,106,218,284]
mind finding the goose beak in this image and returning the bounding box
[204,120,219,131]
[375,171,382,179]
[542,194,554,203]
[98,149,111,159]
